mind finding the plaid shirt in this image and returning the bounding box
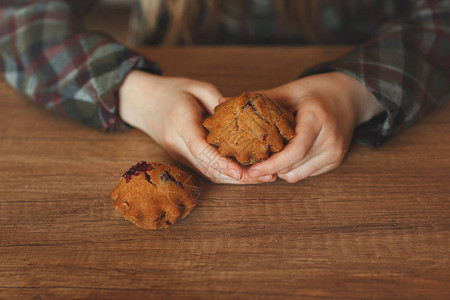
[1,0,449,146]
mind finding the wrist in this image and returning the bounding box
[118,70,141,129]
[118,70,159,132]
[332,72,384,125]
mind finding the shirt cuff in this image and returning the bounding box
[300,49,396,147]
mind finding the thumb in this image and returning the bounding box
[260,86,290,104]
[259,83,302,112]
[218,96,233,104]
[188,81,223,114]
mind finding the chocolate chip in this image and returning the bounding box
[160,171,184,189]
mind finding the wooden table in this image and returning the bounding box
[1,47,449,299]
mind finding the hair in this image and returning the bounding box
[138,0,358,45]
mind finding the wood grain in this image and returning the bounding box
[0,47,449,300]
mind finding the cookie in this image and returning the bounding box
[202,92,296,165]
[110,161,201,229]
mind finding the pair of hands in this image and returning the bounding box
[119,70,383,184]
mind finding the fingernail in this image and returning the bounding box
[258,174,275,182]
[249,168,261,178]
[229,169,240,180]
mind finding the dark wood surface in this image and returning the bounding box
[1,47,449,300]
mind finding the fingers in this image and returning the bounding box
[278,154,341,183]
[181,137,274,184]
[310,163,340,177]
[275,134,348,183]
[171,134,239,184]
[256,174,278,182]
[277,153,328,183]
[184,130,242,179]
[248,112,322,178]
[179,124,262,184]
[241,170,277,184]
[182,124,279,184]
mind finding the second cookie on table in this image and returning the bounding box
[111,161,201,229]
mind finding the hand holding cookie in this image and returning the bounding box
[246,72,384,183]
[118,71,246,184]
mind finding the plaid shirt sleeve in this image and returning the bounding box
[302,0,450,147]
[0,0,161,131]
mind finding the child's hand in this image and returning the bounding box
[118,71,266,184]
[246,72,384,183]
